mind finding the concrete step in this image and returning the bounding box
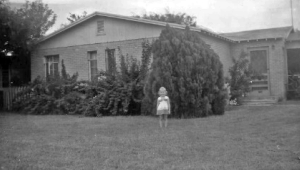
[242,102,274,106]
[242,96,277,106]
[243,103,275,106]
[243,100,277,103]
[243,96,277,100]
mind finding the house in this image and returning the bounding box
[221,27,300,100]
[31,11,300,102]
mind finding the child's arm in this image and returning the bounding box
[167,97,171,114]
[156,97,159,110]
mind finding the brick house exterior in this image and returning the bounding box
[222,27,300,100]
[32,12,300,101]
[32,12,233,81]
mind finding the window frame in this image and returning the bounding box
[105,48,116,73]
[87,51,98,81]
[45,55,59,79]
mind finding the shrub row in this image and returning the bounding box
[12,41,152,116]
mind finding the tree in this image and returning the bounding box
[67,11,87,23]
[60,11,87,28]
[10,0,56,49]
[143,25,226,118]
[0,0,57,86]
[134,9,197,26]
[0,0,56,53]
[0,0,15,59]
[227,51,252,104]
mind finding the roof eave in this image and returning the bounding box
[284,26,294,39]
[235,37,284,43]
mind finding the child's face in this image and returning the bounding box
[159,91,166,97]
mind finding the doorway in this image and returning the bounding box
[248,47,270,97]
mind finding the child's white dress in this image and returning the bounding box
[157,96,170,115]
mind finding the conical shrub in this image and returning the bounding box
[143,25,226,118]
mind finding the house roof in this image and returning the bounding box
[287,30,300,41]
[37,11,235,44]
[220,26,293,42]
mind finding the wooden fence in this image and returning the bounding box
[0,86,30,111]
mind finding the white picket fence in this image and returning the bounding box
[0,86,30,111]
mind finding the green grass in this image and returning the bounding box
[0,105,300,170]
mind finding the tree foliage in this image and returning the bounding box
[0,0,13,58]
[227,51,251,103]
[84,41,152,116]
[1,0,56,52]
[16,0,56,45]
[134,9,197,26]
[0,0,57,86]
[143,25,226,118]
[60,11,87,28]
[67,11,87,23]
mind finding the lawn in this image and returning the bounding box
[0,104,299,170]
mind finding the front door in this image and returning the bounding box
[248,47,270,97]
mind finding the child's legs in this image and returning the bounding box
[163,114,168,127]
[159,115,163,127]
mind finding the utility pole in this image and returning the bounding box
[290,0,294,29]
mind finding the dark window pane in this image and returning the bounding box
[46,63,49,77]
[250,50,267,74]
[106,49,116,73]
[287,49,300,75]
[90,60,97,68]
[53,56,59,62]
[54,63,59,76]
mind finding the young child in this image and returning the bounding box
[157,87,171,128]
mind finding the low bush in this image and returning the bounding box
[12,60,87,115]
[83,41,152,116]
[227,51,251,105]
[12,40,152,116]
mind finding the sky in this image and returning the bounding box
[9,0,300,35]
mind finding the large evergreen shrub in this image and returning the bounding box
[143,25,226,118]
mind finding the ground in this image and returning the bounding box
[0,104,299,170]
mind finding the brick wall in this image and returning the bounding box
[31,38,156,81]
[32,34,234,89]
[230,39,286,99]
[199,33,233,77]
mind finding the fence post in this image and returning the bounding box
[1,86,29,111]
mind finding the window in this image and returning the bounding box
[97,20,104,35]
[45,55,59,78]
[105,49,116,73]
[88,51,98,81]
[287,49,300,75]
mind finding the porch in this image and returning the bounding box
[286,48,300,100]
